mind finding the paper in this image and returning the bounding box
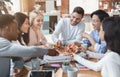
[50,64,61,67]
[43,55,71,63]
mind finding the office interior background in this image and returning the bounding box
[0,0,120,42]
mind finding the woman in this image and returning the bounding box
[14,12,30,45]
[28,11,47,46]
[73,16,120,77]
[82,10,109,53]
[12,12,30,77]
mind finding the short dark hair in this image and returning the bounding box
[91,10,109,22]
[0,14,15,28]
[72,6,84,17]
[102,16,120,55]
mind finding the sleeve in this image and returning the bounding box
[52,19,64,43]
[82,30,92,47]
[82,38,91,47]
[74,54,107,71]
[0,44,48,57]
[86,50,105,59]
[94,41,106,53]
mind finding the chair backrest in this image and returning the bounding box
[0,58,10,77]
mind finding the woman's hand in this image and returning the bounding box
[82,32,90,38]
[56,40,62,46]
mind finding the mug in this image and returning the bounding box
[67,68,78,77]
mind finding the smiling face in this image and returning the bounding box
[70,12,83,26]
[91,15,101,31]
[32,14,44,27]
[20,18,30,33]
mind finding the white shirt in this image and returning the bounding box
[52,18,85,45]
[74,51,120,77]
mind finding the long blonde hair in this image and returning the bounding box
[29,10,43,26]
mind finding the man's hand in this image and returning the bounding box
[12,68,22,77]
[47,49,59,56]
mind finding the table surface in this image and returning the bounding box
[22,45,101,77]
[55,68,101,77]
[22,59,101,77]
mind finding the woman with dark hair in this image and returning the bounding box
[73,16,120,77]
[14,12,30,45]
[82,10,109,53]
[102,16,120,55]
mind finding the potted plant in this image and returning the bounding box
[62,62,70,73]
[0,0,13,15]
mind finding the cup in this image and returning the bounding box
[67,68,78,77]
[62,63,70,73]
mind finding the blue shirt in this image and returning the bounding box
[83,30,106,53]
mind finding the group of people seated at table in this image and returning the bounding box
[52,6,120,77]
[0,6,120,77]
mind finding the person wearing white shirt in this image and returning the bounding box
[52,6,85,45]
[73,16,120,77]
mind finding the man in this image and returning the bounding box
[0,1,8,15]
[52,6,85,45]
[0,14,58,77]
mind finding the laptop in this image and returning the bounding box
[27,70,54,77]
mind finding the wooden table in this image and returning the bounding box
[22,61,101,77]
[55,60,101,77]
[55,68,101,77]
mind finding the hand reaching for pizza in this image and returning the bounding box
[53,42,83,54]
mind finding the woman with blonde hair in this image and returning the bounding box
[28,11,47,46]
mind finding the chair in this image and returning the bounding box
[0,57,10,77]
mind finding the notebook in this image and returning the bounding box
[43,55,71,63]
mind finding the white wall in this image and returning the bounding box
[46,0,55,12]
[11,0,20,13]
[69,0,99,14]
